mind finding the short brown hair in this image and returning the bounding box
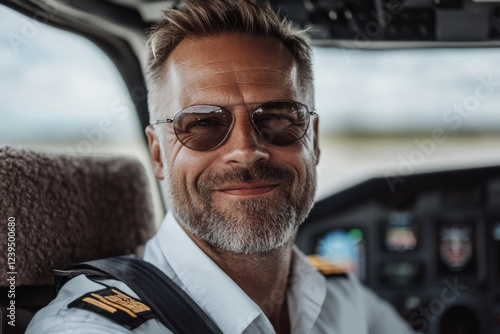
[146,0,313,120]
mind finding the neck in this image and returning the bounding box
[186,228,295,334]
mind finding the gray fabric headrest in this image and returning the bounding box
[0,145,155,286]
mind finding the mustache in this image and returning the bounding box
[198,162,295,190]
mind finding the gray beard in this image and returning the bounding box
[163,159,316,254]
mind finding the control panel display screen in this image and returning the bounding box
[381,261,422,285]
[316,228,366,281]
[493,222,500,242]
[493,222,500,279]
[438,222,477,274]
[384,212,419,252]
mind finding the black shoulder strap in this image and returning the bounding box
[55,255,223,334]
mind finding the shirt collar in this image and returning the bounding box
[287,246,327,334]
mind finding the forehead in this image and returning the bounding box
[161,34,301,111]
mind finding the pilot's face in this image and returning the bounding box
[147,34,320,254]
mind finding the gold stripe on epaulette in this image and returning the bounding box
[91,293,138,318]
[306,255,345,275]
[108,289,151,313]
[69,288,155,330]
[82,297,117,314]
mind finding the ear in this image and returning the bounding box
[312,117,320,165]
[146,125,165,180]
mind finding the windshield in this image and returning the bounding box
[314,46,500,199]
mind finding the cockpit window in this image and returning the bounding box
[314,46,500,133]
[0,5,162,223]
[0,5,141,151]
[314,46,500,199]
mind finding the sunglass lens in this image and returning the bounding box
[174,106,232,151]
[253,101,309,146]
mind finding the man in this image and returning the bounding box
[27,0,415,333]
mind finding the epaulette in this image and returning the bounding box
[68,287,155,330]
[306,255,347,278]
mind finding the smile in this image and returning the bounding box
[217,182,278,196]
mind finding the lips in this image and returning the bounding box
[217,182,278,196]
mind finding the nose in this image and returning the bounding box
[221,112,270,167]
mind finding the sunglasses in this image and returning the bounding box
[152,100,316,151]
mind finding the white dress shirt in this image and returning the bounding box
[27,212,415,333]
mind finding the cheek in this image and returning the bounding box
[302,129,316,149]
[274,146,312,176]
[299,130,318,164]
[294,144,317,179]
[166,148,220,191]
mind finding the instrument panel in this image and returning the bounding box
[297,165,500,334]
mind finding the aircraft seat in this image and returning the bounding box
[0,145,155,333]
